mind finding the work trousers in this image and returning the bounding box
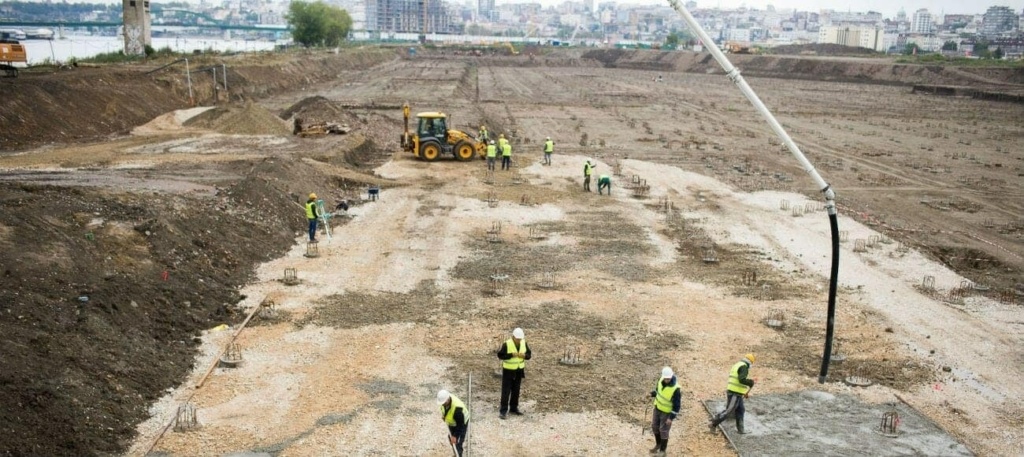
[651,408,674,439]
[487,156,496,171]
[501,156,511,170]
[711,391,745,426]
[544,152,552,165]
[448,426,467,456]
[307,219,318,241]
[583,175,592,191]
[499,368,524,414]
[598,180,611,195]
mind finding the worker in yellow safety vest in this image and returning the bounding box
[486,140,497,171]
[501,139,513,171]
[709,353,756,434]
[496,327,531,419]
[543,137,554,165]
[305,193,320,242]
[479,125,489,143]
[437,389,469,457]
[583,160,596,192]
[648,366,681,456]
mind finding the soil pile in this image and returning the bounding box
[185,102,291,135]
[768,43,880,56]
[0,153,382,454]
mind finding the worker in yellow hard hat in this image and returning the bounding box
[709,353,756,434]
[305,193,320,242]
[479,125,489,143]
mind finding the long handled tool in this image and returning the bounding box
[641,402,651,436]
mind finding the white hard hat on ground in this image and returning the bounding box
[512,328,525,339]
[437,389,451,404]
[661,366,674,379]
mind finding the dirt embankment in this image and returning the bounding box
[580,49,1024,86]
[0,48,397,152]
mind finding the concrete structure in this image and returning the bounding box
[478,0,495,21]
[365,0,459,34]
[910,8,932,35]
[818,25,884,51]
[122,0,152,56]
[981,6,1018,38]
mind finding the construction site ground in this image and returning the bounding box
[0,49,1022,456]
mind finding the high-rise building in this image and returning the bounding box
[981,6,1017,38]
[478,0,494,21]
[911,8,932,34]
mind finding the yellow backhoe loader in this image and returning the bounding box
[400,104,486,161]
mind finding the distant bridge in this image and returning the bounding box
[0,19,288,32]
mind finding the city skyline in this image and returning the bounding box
[9,0,1024,20]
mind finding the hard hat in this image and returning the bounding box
[744,353,756,364]
[437,389,450,405]
[499,133,505,138]
[489,140,495,145]
[481,125,486,129]
[661,366,674,379]
[309,193,317,199]
[546,136,551,140]
[512,327,525,339]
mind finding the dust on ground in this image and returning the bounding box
[1,48,1022,457]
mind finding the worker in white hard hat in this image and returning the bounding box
[486,140,498,171]
[649,366,681,456]
[542,136,554,165]
[709,353,757,435]
[496,327,531,419]
[304,193,320,242]
[437,389,470,456]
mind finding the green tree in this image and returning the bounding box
[973,40,990,58]
[993,46,1004,59]
[288,0,352,47]
[665,32,681,48]
[902,43,920,55]
[941,40,957,51]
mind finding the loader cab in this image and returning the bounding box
[417,112,448,141]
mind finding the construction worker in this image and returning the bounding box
[437,389,469,457]
[305,193,320,242]
[497,327,531,419]
[709,353,756,434]
[479,125,489,143]
[543,136,554,165]
[583,160,596,192]
[497,133,508,151]
[649,366,681,456]
[486,140,497,171]
[501,139,513,171]
[598,174,611,195]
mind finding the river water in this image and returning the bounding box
[16,35,280,65]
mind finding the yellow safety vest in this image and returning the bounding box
[305,201,316,220]
[727,361,751,395]
[442,395,469,426]
[653,379,679,414]
[480,128,488,140]
[502,144,512,157]
[498,138,508,149]
[502,339,527,370]
[544,140,554,153]
[584,163,593,176]
[486,144,497,158]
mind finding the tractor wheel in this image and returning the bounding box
[455,141,475,161]
[421,142,441,161]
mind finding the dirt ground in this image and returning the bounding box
[1,49,1022,456]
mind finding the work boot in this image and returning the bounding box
[649,436,662,453]
[736,418,746,434]
[660,437,669,454]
